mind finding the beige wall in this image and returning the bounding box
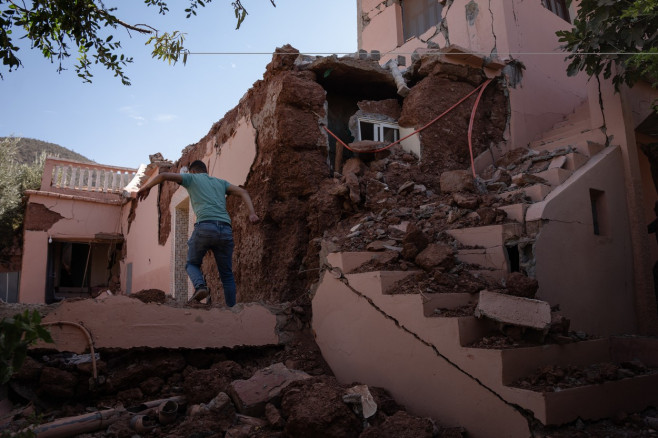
[19,193,124,303]
[530,147,637,335]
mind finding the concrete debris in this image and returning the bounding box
[475,290,551,331]
[228,362,311,417]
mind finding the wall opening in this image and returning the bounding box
[402,0,443,41]
[506,245,520,273]
[590,188,608,236]
[541,0,570,22]
[46,239,121,300]
[358,118,400,142]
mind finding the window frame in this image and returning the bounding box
[357,118,400,143]
[401,0,443,42]
[542,0,570,23]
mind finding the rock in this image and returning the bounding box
[452,192,479,209]
[512,173,548,187]
[367,240,396,251]
[345,172,361,204]
[360,411,435,438]
[348,140,387,152]
[415,243,454,271]
[491,168,512,185]
[343,157,366,176]
[398,181,415,194]
[343,384,377,418]
[228,363,311,417]
[38,367,78,399]
[505,272,538,298]
[265,402,285,428]
[440,170,474,193]
[281,378,362,438]
[401,224,429,260]
[476,207,497,224]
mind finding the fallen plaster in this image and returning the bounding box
[37,294,281,351]
[24,202,64,231]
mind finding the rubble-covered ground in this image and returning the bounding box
[3,51,658,436]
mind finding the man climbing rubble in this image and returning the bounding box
[137,160,259,306]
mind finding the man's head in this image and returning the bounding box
[189,160,208,174]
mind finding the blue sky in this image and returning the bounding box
[1,1,357,168]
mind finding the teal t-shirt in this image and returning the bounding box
[181,173,232,224]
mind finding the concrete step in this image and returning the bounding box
[533,167,573,187]
[457,248,508,271]
[498,204,527,223]
[422,292,478,317]
[564,151,589,171]
[498,183,552,203]
[446,223,523,249]
[313,264,658,433]
[530,130,606,157]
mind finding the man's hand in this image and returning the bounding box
[137,187,151,201]
[249,213,260,224]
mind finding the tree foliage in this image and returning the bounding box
[557,0,658,91]
[0,0,276,85]
[0,310,53,385]
[0,137,45,258]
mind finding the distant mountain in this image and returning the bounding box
[1,137,94,165]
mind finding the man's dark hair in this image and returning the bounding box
[189,160,208,173]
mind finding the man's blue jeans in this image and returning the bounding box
[186,221,236,307]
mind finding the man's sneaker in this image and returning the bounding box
[189,286,209,303]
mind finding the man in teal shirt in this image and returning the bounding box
[137,160,259,306]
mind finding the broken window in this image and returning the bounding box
[358,118,400,143]
[46,240,121,302]
[590,189,608,236]
[541,0,570,22]
[402,0,443,41]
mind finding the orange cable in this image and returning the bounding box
[323,79,492,157]
[467,78,493,177]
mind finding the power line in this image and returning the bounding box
[185,51,658,56]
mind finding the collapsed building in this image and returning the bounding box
[4,1,658,437]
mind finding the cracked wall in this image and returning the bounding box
[358,0,593,152]
[312,271,531,438]
[19,194,125,303]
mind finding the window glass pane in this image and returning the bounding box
[359,121,375,141]
[403,0,442,41]
[382,127,399,142]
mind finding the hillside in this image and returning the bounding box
[1,137,93,165]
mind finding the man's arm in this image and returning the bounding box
[227,184,260,223]
[136,173,183,201]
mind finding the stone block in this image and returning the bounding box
[229,363,310,417]
[475,290,551,331]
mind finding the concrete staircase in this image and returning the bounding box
[312,253,658,438]
[442,100,611,286]
[311,103,658,437]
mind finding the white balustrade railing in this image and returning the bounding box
[42,159,137,195]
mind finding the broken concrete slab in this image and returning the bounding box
[37,295,280,352]
[475,290,551,331]
[228,363,310,417]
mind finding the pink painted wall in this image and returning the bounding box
[19,193,124,303]
[358,0,589,150]
[121,185,173,295]
[121,117,257,297]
